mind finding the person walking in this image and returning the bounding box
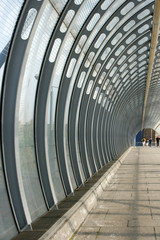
[149,138,152,147]
[156,137,160,147]
[141,138,146,146]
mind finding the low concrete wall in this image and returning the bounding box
[39,147,132,240]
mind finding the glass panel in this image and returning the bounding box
[93,63,101,77]
[0,153,18,239]
[85,52,95,67]
[101,47,111,60]
[0,0,25,238]
[102,97,107,107]
[98,72,106,84]
[111,33,122,45]
[77,71,86,88]
[71,0,99,37]
[105,100,109,110]
[66,58,77,78]
[94,33,106,48]
[74,0,83,5]
[84,59,90,68]
[138,54,147,61]
[128,54,137,63]
[106,85,112,95]
[127,45,136,54]
[21,8,37,40]
[49,38,61,63]
[138,36,149,45]
[75,35,87,54]
[86,13,100,31]
[117,83,122,91]
[0,0,25,92]
[60,22,67,33]
[130,67,137,74]
[137,9,150,20]
[83,0,125,55]
[93,87,99,99]
[138,46,147,54]
[98,93,103,104]
[118,55,126,65]
[46,87,65,202]
[114,79,120,88]
[60,10,75,32]
[120,2,135,15]
[123,74,129,82]
[16,2,59,221]
[106,58,114,70]
[52,33,74,88]
[124,79,130,87]
[86,80,93,95]
[103,79,109,90]
[112,73,119,83]
[121,70,129,78]
[50,0,68,13]
[123,20,135,32]
[138,24,149,33]
[129,61,137,69]
[139,66,146,72]
[126,34,136,44]
[88,51,95,62]
[139,71,146,77]
[110,66,117,77]
[131,73,137,80]
[64,10,75,27]
[106,17,119,31]
[115,45,125,56]
[139,60,147,67]
[101,0,114,10]
[120,63,127,72]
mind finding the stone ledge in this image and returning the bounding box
[39,147,132,240]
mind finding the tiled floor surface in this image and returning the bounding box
[72,147,160,240]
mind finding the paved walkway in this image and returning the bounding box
[72,147,160,240]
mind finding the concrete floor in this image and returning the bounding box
[72,147,160,240]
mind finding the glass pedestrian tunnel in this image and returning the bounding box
[1,0,160,239]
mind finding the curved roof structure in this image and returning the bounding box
[0,0,160,238]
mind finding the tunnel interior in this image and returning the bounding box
[1,0,160,239]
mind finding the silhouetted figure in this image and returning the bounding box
[149,138,152,147]
[156,137,160,147]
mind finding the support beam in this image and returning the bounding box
[142,0,160,130]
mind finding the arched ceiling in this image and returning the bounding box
[47,0,160,137]
[1,0,160,137]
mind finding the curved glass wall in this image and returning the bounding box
[16,1,61,220]
[0,0,25,238]
[1,0,160,239]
